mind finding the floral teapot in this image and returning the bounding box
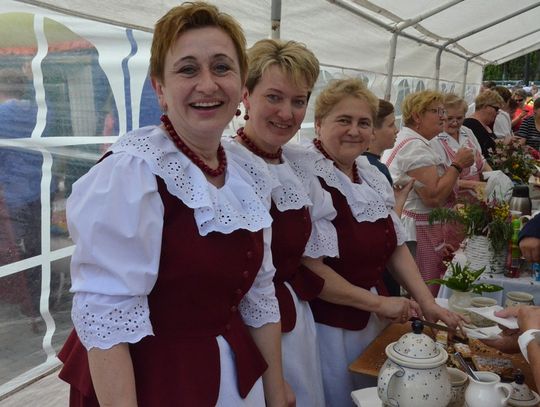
[377,320,451,407]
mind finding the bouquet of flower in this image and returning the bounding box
[429,198,513,253]
[426,261,502,294]
[488,139,537,184]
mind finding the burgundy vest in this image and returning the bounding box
[309,177,397,330]
[270,203,324,333]
[59,176,268,406]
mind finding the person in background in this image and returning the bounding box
[516,98,540,151]
[383,90,474,295]
[288,79,463,406]
[493,85,514,140]
[463,89,504,159]
[431,93,491,202]
[363,98,413,216]
[225,38,327,406]
[466,80,496,118]
[512,88,534,132]
[363,99,412,296]
[57,3,290,406]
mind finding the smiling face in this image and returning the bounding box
[373,112,398,151]
[444,106,465,138]
[242,65,309,152]
[316,96,374,167]
[151,27,242,142]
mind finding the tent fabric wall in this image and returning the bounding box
[1,0,540,400]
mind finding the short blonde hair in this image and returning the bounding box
[245,39,320,93]
[475,89,504,110]
[443,93,467,114]
[150,2,247,83]
[401,90,444,127]
[315,78,378,122]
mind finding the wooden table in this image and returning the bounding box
[349,322,537,392]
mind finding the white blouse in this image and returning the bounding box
[430,126,486,177]
[223,138,339,259]
[286,140,406,247]
[68,126,280,350]
[382,127,447,241]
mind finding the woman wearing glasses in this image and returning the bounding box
[383,90,474,295]
[431,93,491,201]
[512,88,533,132]
[463,90,504,159]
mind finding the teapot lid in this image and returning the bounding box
[385,320,448,368]
[508,372,540,406]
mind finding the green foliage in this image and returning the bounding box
[426,262,503,294]
[429,199,513,253]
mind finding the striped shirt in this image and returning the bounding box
[517,116,540,150]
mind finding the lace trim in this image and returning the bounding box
[303,219,339,258]
[238,292,280,328]
[72,294,153,350]
[288,141,393,223]
[222,138,312,212]
[109,126,272,236]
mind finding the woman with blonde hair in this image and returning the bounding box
[287,80,463,406]
[463,89,504,159]
[225,38,327,406]
[431,93,491,201]
[382,90,474,294]
[57,3,289,406]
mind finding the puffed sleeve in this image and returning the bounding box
[239,227,280,327]
[303,176,339,258]
[68,153,164,350]
[396,140,441,173]
[429,138,450,166]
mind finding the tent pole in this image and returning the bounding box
[384,34,398,101]
[461,60,469,98]
[435,48,443,90]
[271,0,281,39]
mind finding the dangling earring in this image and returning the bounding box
[243,111,249,121]
[235,108,241,117]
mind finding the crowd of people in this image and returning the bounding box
[46,2,540,406]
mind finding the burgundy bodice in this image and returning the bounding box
[270,202,324,333]
[59,176,268,406]
[309,177,397,331]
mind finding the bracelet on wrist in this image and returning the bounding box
[450,162,463,174]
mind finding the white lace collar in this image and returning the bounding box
[286,139,394,223]
[223,137,312,212]
[109,126,272,236]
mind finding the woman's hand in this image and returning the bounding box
[481,331,521,354]
[376,297,421,323]
[454,147,475,169]
[393,179,414,216]
[496,305,540,332]
[420,300,465,330]
[520,237,540,263]
[284,380,296,407]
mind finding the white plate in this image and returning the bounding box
[464,305,519,329]
[462,325,502,340]
[351,387,381,407]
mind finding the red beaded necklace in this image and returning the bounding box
[161,114,226,177]
[313,138,361,184]
[236,127,283,161]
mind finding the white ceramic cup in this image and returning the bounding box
[447,367,468,407]
[505,291,535,308]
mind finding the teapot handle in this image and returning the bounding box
[495,382,513,406]
[377,364,404,407]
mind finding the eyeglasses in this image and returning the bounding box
[514,98,524,102]
[488,105,500,112]
[426,107,447,116]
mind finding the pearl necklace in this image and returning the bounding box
[161,114,226,177]
[313,138,361,184]
[236,127,283,160]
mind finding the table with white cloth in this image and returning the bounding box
[437,251,540,305]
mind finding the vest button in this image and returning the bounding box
[225,323,231,331]
[230,305,237,312]
[246,251,253,259]
[242,270,249,278]
[235,288,243,295]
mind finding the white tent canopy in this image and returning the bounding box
[1,0,540,400]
